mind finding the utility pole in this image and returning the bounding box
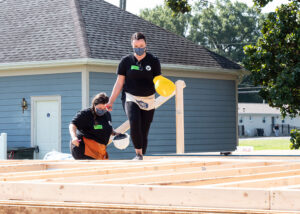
[119,0,126,10]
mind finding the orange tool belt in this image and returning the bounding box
[83,137,108,160]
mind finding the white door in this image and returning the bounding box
[32,96,61,159]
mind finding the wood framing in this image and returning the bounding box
[0,133,7,160]
[0,158,299,213]
[175,80,186,154]
[108,80,185,146]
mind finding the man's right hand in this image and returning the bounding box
[71,137,81,147]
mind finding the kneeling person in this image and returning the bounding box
[69,93,117,160]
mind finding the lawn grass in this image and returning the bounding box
[238,138,291,150]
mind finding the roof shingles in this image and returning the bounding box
[0,0,241,70]
[0,0,81,63]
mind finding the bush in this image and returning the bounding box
[290,129,300,150]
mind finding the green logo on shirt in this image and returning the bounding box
[94,125,103,130]
[131,65,140,70]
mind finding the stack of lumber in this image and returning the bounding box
[0,157,299,213]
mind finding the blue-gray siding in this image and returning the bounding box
[89,72,237,159]
[182,78,237,153]
[0,73,81,153]
[0,71,236,159]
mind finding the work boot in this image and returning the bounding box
[132,154,143,160]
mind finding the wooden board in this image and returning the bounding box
[107,80,181,144]
[0,200,298,214]
[0,158,300,213]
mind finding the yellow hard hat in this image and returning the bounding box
[153,75,176,97]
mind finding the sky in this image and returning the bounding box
[104,0,291,15]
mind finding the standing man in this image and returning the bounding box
[106,32,161,160]
[273,124,280,137]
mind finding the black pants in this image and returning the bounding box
[122,99,155,155]
[70,141,94,160]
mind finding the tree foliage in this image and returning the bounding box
[252,0,279,8]
[164,0,191,15]
[243,1,300,118]
[188,0,263,63]
[140,0,262,64]
[140,5,190,37]
[290,129,300,150]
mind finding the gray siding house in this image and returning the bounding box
[0,0,242,159]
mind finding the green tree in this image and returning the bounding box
[140,5,190,37]
[188,0,263,63]
[243,0,300,118]
[164,0,191,15]
[290,129,300,150]
[141,0,262,64]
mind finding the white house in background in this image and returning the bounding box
[238,103,300,137]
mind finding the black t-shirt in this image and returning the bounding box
[71,108,112,145]
[117,52,161,97]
